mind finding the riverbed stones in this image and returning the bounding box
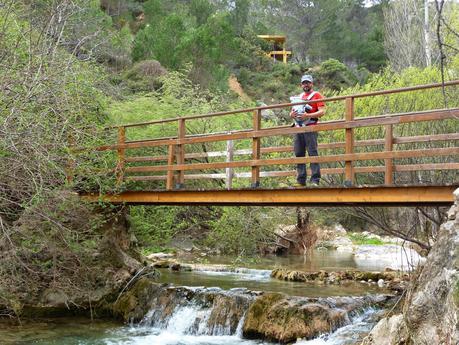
[110,275,395,343]
[315,224,355,252]
[146,252,175,260]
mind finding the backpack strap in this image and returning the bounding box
[304,91,319,126]
[306,91,317,100]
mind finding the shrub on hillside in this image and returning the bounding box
[122,59,167,92]
[316,59,358,91]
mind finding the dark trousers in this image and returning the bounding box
[294,131,321,184]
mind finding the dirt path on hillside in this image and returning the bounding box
[228,75,251,102]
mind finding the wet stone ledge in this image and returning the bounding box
[271,268,409,292]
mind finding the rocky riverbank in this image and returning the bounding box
[0,193,146,320]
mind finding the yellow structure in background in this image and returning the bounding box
[257,35,292,63]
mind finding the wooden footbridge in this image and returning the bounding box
[75,81,459,206]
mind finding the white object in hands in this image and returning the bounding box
[290,96,305,114]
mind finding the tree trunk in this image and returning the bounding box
[296,207,317,256]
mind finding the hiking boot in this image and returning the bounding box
[293,182,306,188]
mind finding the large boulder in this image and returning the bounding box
[363,188,459,344]
[362,314,408,345]
[242,293,346,343]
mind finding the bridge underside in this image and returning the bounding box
[81,185,457,206]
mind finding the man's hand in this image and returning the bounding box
[292,111,312,121]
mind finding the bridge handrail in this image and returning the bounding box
[96,108,457,151]
[69,81,459,189]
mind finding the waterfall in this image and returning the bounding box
[108,279,390,345]
[139,285,253,337]
[109,303,380,345]
[294,307,379,344]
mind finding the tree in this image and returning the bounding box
[383,0,435,71]
[190,0,215,26]
[432,0,459,84]
[231,0,250,35]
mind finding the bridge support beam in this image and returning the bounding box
[80,185,457,207]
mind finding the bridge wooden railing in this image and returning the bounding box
[72,81,459,190]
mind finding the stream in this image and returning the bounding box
[2,251,396,344]
[1,308,380,345]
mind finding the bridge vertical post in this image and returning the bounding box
[166,144,175,190]
[116,126,126,186]
[177,118,186,189]
[226,138,234,190]
[344,97,354,186]
[385,124,394,185]
[251,109,261,188]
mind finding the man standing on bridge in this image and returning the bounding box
[290,74,326,186]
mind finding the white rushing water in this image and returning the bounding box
[189,266,272,281]
[106,329,262,345]
[106,305,260,345]
[295,308,377,345]
[103,299,379,345]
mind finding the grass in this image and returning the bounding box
[349,233,385,245]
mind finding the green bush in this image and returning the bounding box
[122,59,167,93]
[316,58,358,91]
[204,207,276,255]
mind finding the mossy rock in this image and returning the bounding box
[243,293,284,336]
[272,268,404,286]
[111,277,160,321]
[243,294,347,343]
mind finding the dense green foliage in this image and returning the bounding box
[130,0,268,89]
[95,0,389,91]
[253,0,387,71]
[0,1,132,314]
